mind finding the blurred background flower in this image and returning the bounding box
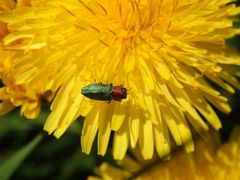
[88,126,240,180]
[0,0,240,179]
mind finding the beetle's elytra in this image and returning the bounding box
[81,83,127,102]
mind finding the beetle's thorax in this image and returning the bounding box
[112,86,127,101]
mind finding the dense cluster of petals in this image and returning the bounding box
[88,127,240,180]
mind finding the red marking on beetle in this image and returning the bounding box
[112,86,127,101]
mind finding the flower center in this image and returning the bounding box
[117,1,154,49]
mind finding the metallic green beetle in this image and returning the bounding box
[81,83,127,102]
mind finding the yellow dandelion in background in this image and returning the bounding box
[0,0,240,159]
[0,0,47,118]
[88,127,240,180]
[0,57,46,118]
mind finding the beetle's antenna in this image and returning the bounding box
[125,85,134,95]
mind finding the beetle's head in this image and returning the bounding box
[121,88,127,99]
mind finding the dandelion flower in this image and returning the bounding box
[88,127,240,180]
[0,0,47,118]
[0,0,240,159]
[0,62,48,118]
[0,42,48,118]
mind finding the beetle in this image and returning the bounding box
[81,83,127,102]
